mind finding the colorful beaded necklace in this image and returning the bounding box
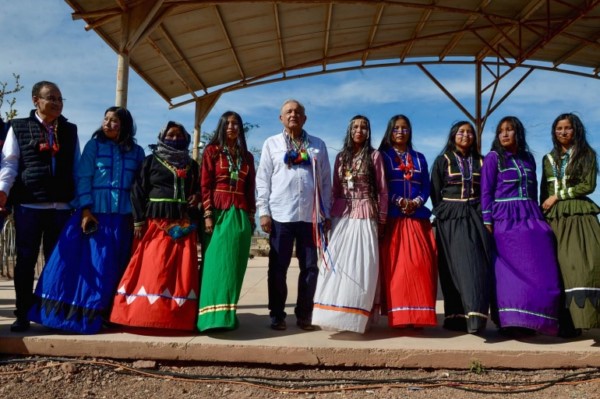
[283,131,310,167]
[224,146,242,187]
[454,152,474,196]
[343,148,365,190]
[395,149,414,180]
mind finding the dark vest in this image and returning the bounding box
[9,110,78,204]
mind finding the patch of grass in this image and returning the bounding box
[469,359,486,374]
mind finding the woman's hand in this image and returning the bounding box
[204,217,214,234]
[134,224,145,239]
[541,195,558,211]
[187,193,200,208]
[485,224,493,234]
[403,199,418,215]
[323,218,332,235]
[81,208,99,233]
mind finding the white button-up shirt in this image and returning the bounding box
[256,130,331,223]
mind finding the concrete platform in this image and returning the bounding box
[1,257,600,370]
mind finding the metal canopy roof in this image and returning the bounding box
[65,0,600,121]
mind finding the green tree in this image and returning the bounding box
[0,74,24,121]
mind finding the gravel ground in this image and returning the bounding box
[1,356,599,399]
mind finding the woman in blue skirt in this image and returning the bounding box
[28,106,145,333]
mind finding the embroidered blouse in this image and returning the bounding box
[380,147,431,219]
[131,154,200,224]
[430,151,483,208]
[540,151,597,202]
[481,150,538,225]
[201,144,256,215]
[330,150,387,224]
[77,138,145,215]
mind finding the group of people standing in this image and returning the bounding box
[258,103,599,339]
[0,81,255,334]
[1,82,598,340]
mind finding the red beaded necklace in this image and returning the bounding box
[395,150,414,180]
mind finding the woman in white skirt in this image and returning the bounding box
[312,115,388,333]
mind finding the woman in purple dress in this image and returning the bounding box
[481,116,561,336]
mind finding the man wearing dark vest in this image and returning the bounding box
[0,81,80,332]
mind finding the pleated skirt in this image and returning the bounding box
[198,207,251,331]
[380,217,438,327]
[434,201,492,333]
[546,198,600,329]
[110,218,199,331]
[492,206,561,335]
[312,217,379,333]
[28,211,133,334]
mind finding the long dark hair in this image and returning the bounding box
[378,114,414,151]
[550,113,598,180]
[490,116,531,167]
[208,111,251,162]
[339,115,378,205]
[92,106,137,152]
[439,120,481,157]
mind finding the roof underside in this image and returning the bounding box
[65,0,600,109]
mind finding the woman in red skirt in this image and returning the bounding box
[110,121,200,331]
[378,114,438,328]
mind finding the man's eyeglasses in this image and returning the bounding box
[392,128,409,134]
[39,96,65,103]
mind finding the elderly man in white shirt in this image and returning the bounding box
[256,99,331,331]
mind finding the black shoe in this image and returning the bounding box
[10,318,30,332]
[270,318,287,331]
[498,327,520,338]
[443,317,467,332]
[296,319,315,331]
[558,327,582,339]
[498,326,535,337]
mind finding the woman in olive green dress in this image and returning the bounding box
[541,113,600,336]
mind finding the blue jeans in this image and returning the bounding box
[13,205,71,319]
[267,220,318,321]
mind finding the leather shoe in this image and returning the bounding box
[296,319,315,331]
[10,318,30,332]
[270,319,287,330]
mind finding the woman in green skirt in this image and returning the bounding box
[541,113,600,337]
[198,111,256,331]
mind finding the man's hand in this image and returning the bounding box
[260,215,272,234]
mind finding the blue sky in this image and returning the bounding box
[1,1,599,204]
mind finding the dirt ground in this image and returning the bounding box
[1,355,599,399]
